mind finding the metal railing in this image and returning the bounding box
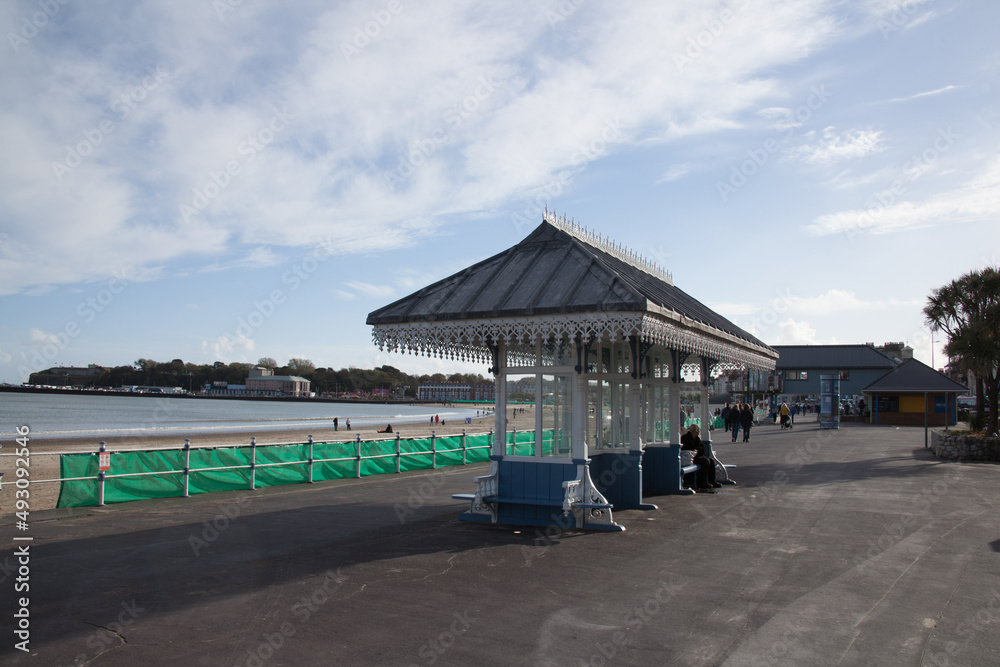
[1,429,495,507]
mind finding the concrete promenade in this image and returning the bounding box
[2,419,1000,665]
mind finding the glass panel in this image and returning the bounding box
[540,374,573,457]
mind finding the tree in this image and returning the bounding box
[256,357,277,369]
[924,267,1000,434]
[287,358,316,375]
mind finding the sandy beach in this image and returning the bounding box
[3,405,537,514]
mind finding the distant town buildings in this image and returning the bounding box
[244,367,311,397]
[417,381,495,402]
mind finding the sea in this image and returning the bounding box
[0,392,484,441]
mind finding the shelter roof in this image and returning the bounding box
[368,216,777,369]
[773,345,899,370]
[863,358,969,393]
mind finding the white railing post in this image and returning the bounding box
[395,432,401,473]
[462,428,467,465]
[431,430,437,469]
[307,435,314,483]
[97,441,106,507]
[183,439,191,497]
[250,436,256,490]
[356,434,362,478]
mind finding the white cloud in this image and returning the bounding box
[806,157,1000,236]
[342,281,396,300]
[790,127,884,165]
[201,333,254,361]
[0,348,12,364]
[656,162,694,184]
[0,0,846,295]
[888,85,963,103]
[776,319,820,345]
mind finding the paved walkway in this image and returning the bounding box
[2,420,1000,666]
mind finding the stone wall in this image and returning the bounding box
[931,430,1000,461]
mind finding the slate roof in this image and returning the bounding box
[773,345,899,370]
[367,221,772,351]
[863,358,969,393]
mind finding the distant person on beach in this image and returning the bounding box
[378,424,393,433]
[346,418,351,430]
[333,417,338,431]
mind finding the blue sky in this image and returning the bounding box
[1,0,998,384]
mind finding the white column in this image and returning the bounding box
[493,340,506,458]
[573,370,588,460]
[629,381,642,450]
[669,377,682,445]
[700,384,711,444]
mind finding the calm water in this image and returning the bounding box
[0,392,483,440]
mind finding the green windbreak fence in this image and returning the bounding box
[57,432,494,508]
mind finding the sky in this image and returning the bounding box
[1,0,998,385]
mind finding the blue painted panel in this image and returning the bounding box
[642,445,686,495]
[591,452,643,509]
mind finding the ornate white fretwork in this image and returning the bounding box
[543,207,673,285]
[561,464,619,530]
[372,311,777,371]
[464,461,499,522]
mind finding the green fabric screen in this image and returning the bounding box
[57,433,494,508]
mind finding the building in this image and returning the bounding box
[418,382,496,402]
[773,345,901,400]
[245,367,311,397]
[863,358,968,427]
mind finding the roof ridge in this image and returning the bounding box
[543,207,673,285]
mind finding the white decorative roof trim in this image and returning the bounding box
[543,208,674,285]
[371,311,776,371]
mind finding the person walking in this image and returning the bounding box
[740,403,754,442]
[730,404,740,442]
[721,403,731,433]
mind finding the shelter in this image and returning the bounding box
[863,358,968,427]
[368,213,778,530]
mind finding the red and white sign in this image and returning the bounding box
[98,452,111,471]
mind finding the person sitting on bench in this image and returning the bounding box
[681,424,721,492]
[377,424,393,433]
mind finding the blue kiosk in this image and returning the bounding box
[368,213,778,530]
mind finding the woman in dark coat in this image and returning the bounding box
[739,404,754,442]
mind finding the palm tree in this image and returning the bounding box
[924,267,1000,434]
